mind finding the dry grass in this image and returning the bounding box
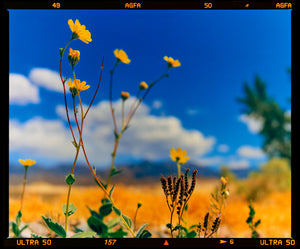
[9,179,291,238]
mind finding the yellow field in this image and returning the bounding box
[9,179,291,238]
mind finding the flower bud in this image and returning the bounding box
[220,176,228,185]
[121,91,130,101]
[68,48,80,66]
[139,81,148,90]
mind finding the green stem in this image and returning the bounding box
[20,166,29,212]
[106,132,122,189]
[64,68,85,235]
[64,184,72,232]
[177,163,181,179]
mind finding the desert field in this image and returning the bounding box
[9,178,291,238]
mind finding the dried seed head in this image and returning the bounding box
[172,176,181,202]
[184,168,190,193]
[160,176,168,197]
[211,217,221,233]
[203,212,209,229]
[167,176,173,196]
[188,169,198,194]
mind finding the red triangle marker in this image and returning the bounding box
[164,240,169,246]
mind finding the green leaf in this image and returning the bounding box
[101,198,112,205]
[107,217,120,229]
[184,204,188,212]
[87,216,108,236]
[65,173,75,185]
[31,233,43,238]
[15,210,22,227]
[71,141,78,149]
[138,229,151,238]
[136,223,148,238]
[246,216,253,226]
[121,214,132,229]
[113,206,122,216]
[71,231,96,238]
[62,203,77,217]
[109,167,123,177]
[109,185,115,198]
[12,222,20,237]
[87,206,102,220]
[108,227,128,238]
[99,203,113,218]
[189,224,198,230]
[249,204,255,217]
[42,216,66,238]
[113,131,119,140]
[254,219,261,228]
[19,224,29,233]
[59,48,64,57]
[187,230,197,238]
[95,178,107,190]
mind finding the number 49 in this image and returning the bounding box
[52,2,61,8]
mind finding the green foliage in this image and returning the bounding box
[237,158,291,201]
[219,165,237,182]
[109,167,123,177]
[246,202,261,238]
[87,199,128,238]
[237,75,291,161]
[70,231,97,238]
[11,211,29,238]
[65,173,76,185]
[42,216,66,238]
[62,203,77,217]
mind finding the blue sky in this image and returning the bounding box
[9,10,291,170]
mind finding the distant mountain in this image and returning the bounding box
[9,160,252,185]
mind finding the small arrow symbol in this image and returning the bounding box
[220,240,227,244]
[163,240,169,246]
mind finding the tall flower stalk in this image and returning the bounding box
[11,159,35,237]
[18,159,36,213]
[106,51,181,189]
[57,20,135,237]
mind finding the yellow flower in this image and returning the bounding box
[19,159,36,167]
[68,48,80,66]
[139,81,148,90]
[163,56,181,68]
[220,176,228,185]
[68,19,92,44]
[114,49,131,64]
[67,78,90,95]
[170,147,189,164]
[121,91,130,101]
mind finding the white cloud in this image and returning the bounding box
[237,145,266,159]
[217,144,229,153]
[152,100,163,109]
[186,108,200,116]
[29,68,63,92]
[195,156,224,166]
[238,114,264,134]
[9,73,40,105]
[227,159,250,169]
[9,117,74,161]
[11,99,216,167]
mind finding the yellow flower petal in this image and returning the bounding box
[114,49,131,64]
[170,147,189,164]
[68,19,92,44]
[19,159,36,167]
[164,56,181,68]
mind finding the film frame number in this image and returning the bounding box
[52,2,61,8]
